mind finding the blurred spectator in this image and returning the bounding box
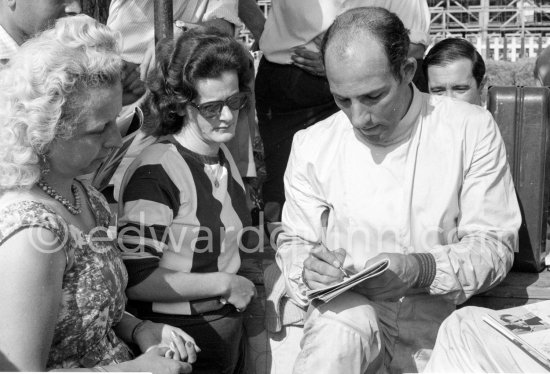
[0,0,81,64]
[424,38,487,106]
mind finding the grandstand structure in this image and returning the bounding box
[429,0,550,60]
[245,0,550,61]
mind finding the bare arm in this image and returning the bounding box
[0,228,66,371]
[113,312,198,363]
[126,268,255,311]
[127,269,230,301]
[0,227,194,373]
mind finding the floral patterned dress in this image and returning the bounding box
[0,183,133,369]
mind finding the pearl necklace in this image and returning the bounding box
[38,180,82,215]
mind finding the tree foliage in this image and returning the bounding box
[486,58,537,87]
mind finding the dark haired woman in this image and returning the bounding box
[117,29,256,374]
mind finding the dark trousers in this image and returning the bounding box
[255,57,339,212]
[130,302,244,374]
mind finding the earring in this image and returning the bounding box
[40,153,50,176]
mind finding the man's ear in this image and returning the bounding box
[401,57,417,84]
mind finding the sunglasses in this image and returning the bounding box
[188,92,248,119]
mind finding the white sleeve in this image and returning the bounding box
[276,131,330,307]
[429,111,520,304]
[202,0,242,28]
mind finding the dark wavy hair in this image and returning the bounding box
[321,7,410,82]
[143,28,253,136]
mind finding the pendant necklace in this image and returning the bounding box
[204,162,223,188]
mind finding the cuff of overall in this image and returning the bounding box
[410,253,436,289]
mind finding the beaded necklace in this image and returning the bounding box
[37,180,82,215]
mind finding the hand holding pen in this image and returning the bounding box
[302,243,350,290]
[320,242,351,278]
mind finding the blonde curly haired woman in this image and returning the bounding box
[0,15,197,373]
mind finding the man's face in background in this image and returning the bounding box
[427,58,485,106]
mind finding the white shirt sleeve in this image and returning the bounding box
[107,0,241,64]
[428,110,520,304]
[276,132,329,307]
[202,0,242,28]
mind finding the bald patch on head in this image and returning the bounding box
[324,35,392,83]
[324,29,375,63]
[324,26,358,61]
[321,7,410,81]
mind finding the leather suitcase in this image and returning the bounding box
[487,86,550,272]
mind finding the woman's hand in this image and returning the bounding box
[223,274,257,312]
[123,347,193,374]
[133,320,200,363]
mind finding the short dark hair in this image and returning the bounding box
[423,38,486,87]
[143,28,253,136]
[321,7,410,81]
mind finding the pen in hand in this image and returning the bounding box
[320,243,350,278]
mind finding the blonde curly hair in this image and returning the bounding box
[0,14,122,190]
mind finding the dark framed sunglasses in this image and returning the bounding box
[188,92,248,119]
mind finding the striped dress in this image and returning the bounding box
[117,135,250,315]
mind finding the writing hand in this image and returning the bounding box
[303,245,347,289]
